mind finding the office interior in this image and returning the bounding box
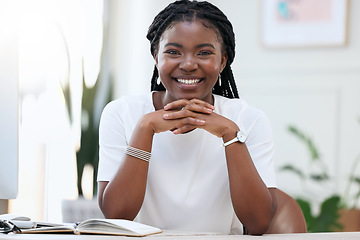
[0,0,359,232]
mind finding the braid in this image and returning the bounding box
[147,0,239,98]
[150,65,165,91]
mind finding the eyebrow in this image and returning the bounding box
[165,43,216,49]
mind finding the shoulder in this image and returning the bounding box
[102,92,153,116]
[99,92,154,135]
[214,94,268,121]
[214,94,273,138]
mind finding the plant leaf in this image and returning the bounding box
[306,139,320,161]
[310,173,329,182]
[313,195,342,232]
[288,125,320,161]
[296,198,314,232]
[279,165,305,179]
[350,176,360,185]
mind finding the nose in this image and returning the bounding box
[179,55,198,72]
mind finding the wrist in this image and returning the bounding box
[137,114,156,136]
[129,115,155,152]
[222,126,240,143]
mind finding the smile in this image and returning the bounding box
[176,78,202,85]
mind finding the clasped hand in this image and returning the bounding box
[145,98,238,138]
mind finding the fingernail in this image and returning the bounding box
[163,114,169,119]
[207,108,213,112]
[173,129,180,134]
[198,119,205,124]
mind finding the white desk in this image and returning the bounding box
[1,231,359,240]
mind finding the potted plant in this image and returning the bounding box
[281,125,360,232]
[280,125,342,232]
[336,153,360,232]
[62,70,112,222]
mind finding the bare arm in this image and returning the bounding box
[222,129,276,235]
[98,107,207,219]
[98,119,153,219]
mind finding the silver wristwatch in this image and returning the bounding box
[223,130,247,147]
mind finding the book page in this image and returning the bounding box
[77,219,162,236]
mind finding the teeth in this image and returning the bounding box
[177,78,201,85]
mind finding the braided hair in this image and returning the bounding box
[146,0,239,99]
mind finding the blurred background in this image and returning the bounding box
[0,0,359,232]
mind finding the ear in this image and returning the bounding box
[220,52,228,72]
[154,51,159,67]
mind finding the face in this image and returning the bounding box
[155,20,228,105]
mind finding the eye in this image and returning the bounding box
[165,49,180,55]
[197,50,213,56]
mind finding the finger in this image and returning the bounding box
[164,99,190,110]
[172,119,205,134]
[164,98,215,111]
[163,109,196,120]
[173,125,196,134]
[190,99,215,110]
[184,102,213,114]
[171,117,205,128]
[164,102,213,116]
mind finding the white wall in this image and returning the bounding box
[225,0,360,207]
[105,0,360,207]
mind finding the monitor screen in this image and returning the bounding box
[0,17,19,200]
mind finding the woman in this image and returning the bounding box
[97,0,277,235]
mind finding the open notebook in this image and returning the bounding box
[0,215,161,237]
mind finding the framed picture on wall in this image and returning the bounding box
[261,0,348,48]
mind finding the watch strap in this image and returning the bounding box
[223,137,238,147]
[222,130,247,147]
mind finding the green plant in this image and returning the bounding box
[343,155,360,209]
[280,125,343,232]
[341,119,360,209]
[280,126,329,182]
[297,195,342,232]
[63,73,112,197]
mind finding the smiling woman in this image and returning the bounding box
[154,20,227,106]
[97,0,277,236]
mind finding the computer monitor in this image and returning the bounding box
[0,14,19,199]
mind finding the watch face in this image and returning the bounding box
[237,130,247,143]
